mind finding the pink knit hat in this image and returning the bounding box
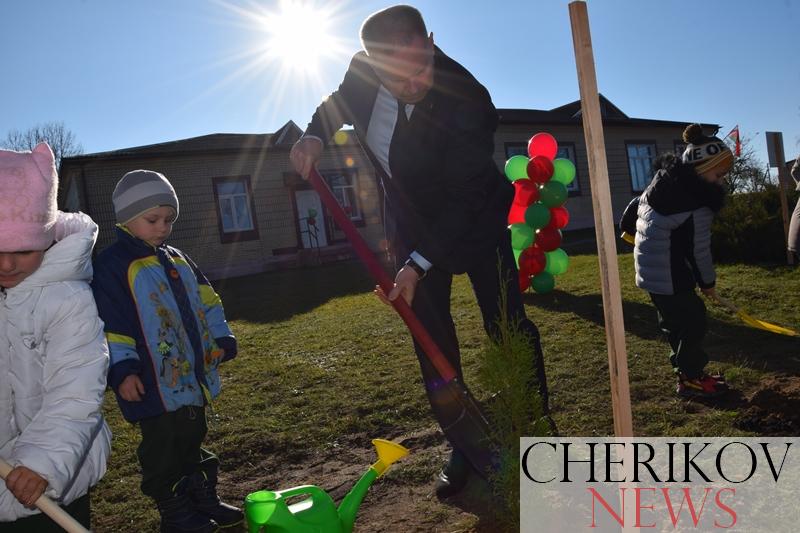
[0,143,58,252]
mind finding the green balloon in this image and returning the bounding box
[544,248,569,275]
[504,155,530,182]
[513,247,522,268]
[510,223,534,250]
[552,158,576,186]
[531,271,555,293]
[524,202,550,230]
[540,181,568,208]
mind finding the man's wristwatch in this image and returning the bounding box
[404,257,427,280]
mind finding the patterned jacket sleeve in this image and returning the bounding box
[184,254,237,361]
[91,258,141,390]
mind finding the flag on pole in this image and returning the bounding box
[724,125,741,157]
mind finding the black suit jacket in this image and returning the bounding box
[306,47,513,273]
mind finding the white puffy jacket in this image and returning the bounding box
[0,212,112,522]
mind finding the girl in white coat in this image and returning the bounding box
[0,143,111,531]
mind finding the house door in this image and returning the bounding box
[295,189,327,248]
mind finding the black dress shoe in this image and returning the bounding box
[435,449,470,499]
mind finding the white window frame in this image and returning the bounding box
[627,142,657,193]
[216,178,254,233]
[325,171,363,222]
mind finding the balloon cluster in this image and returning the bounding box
[505,133,575,293]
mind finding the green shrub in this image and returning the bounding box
[712,186,798,263]
[474,275,552,532]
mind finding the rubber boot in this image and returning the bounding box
[156,476,217,533]
[189,467,244,529]
[434,448,470,499]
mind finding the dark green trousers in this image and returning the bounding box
[649,290,709,378]
[138,405,218,500]
[0,493,90,532]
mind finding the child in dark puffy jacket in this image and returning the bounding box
[92,170,242,533]
[631,124,732,398]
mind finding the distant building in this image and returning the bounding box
[60,95,715,279]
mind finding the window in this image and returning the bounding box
[505,142,581,195]
[325,171,362,222]
[626,142,657,193]
[556,143,580,196]
[504,142,527,159]
[320,169,364,242]
[213,176,259,243]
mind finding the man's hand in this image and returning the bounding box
[700,286,717,299]
[5,466,48,508]
[374,265,420,306]
[289,137,323,179]
[119,374,145,402]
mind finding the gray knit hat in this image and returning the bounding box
[112,170,179,224]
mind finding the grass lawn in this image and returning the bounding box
[91,255,800,531]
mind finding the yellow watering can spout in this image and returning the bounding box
[337,439,409,532]
[371,439,410,477]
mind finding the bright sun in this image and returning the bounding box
[261,0,342,73]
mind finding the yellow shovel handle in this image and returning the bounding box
[709,294,799,337]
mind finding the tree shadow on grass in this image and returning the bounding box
[523,289,800,375]
[213,260,373,323]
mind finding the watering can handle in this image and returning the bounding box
[276,485,331,503]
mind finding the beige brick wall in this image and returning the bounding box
[64,145,383,279]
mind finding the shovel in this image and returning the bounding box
[709,294,798,337]
[0,458,90,533]
[307,167,497,478]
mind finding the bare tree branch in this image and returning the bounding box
[2,121,83,169]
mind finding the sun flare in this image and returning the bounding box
[260,0,342,73]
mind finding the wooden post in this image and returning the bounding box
[568,1,634,438]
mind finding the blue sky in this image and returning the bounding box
[2,0,798,171]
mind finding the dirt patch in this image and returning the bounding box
[219,426,499,532]
[734,375,800,435]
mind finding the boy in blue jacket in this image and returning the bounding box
[92,170,242,533]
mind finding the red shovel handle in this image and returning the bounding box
[307,168,456,382]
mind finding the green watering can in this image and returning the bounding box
[244,439,409,533]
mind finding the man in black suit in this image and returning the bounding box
[290,4,551,498]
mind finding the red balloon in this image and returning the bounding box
[535,228,562,252]
[528,132,558,160]
[519,246,546,276]
[519,271,531,292]
[513,179,540,206]
[546,206,570,230]
[526,156,554,184]
[508,202,527,225]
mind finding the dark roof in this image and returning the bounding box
[62,120,319,163]
[498,94,720,131]
[64,97,720,165]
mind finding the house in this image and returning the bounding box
[59,121,385,279]
[59,96,715,280]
